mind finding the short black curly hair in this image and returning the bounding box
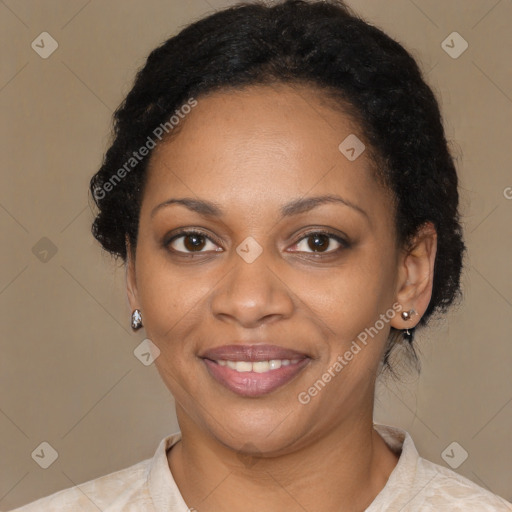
[90,0,465,372]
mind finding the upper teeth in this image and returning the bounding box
[216,359,300,373]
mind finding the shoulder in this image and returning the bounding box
[7,458,153,512]
[7,431,183,512]
[371,424,512,511]
[413,457,512,510]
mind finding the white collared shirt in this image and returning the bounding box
[8,424,512,511]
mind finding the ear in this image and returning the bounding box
[125,238,140,312]
[390,222,437,330]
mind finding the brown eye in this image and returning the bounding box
[307,233,330,252]
[184,233,206,251]
[167,231,221,253]
[290,231,347,254]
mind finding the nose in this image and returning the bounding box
[210,249,295,328]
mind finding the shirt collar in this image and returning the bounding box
[147,432,189,511]
[146,424,417,511]
[367,423,421,510]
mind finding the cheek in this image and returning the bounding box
[139,276,209,345]
[134,245,208,344]
[298,253,396,335]
[298,249,398,383]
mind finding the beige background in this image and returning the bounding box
[1,0,511,509]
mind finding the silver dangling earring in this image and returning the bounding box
[131,309,143,330]
[401,309,416,338]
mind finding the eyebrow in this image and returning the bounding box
[150,194,368,220]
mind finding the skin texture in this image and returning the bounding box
[126,83,437,512]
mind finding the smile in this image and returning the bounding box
[200,343,311,397]
[214,359,301,373]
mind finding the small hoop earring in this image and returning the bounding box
[401,309,416,321]
[131,309,143,330]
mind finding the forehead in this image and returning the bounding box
[151,83,363,163]
[143,84,392,223]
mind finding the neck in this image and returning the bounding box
[168,409,399,512]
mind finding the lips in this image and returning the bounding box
[201,344,308,362]
[200,344,310,397]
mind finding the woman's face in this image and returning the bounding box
[128,84,408,454]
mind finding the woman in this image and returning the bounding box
[11,0,511,510]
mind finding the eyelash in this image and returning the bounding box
[164,228,349,257]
